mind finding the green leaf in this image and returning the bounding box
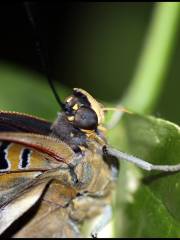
[107,113,180,237]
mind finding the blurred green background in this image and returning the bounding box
[0,2,179,123]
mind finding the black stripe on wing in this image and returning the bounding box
[20,148,31,169]
[0,142,11,171]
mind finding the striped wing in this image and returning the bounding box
[0,132,79,237]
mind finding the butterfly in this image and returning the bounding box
[1,86,180,238]
[1,2,180,238]
[0,87,122,237]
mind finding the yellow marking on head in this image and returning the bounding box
[66,96,73,103]
[72,104,79,111]
[68,116,75,121]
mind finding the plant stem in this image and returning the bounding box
[122,2,180,114]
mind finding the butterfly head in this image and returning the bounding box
[63,88,105,132]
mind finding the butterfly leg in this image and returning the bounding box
[90,205,112,238]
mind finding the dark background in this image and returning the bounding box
[0,2,179,123]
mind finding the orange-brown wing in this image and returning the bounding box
[0,140,55,234]
[10,180,81,238]
[0,132,75,164]
[0,133,77,236]
[0,149,80,237]
[1,170,81,237]
[0,132,75,207]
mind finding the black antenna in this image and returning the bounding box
[24,2,65,110]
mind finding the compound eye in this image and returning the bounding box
[74,107,98,130]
